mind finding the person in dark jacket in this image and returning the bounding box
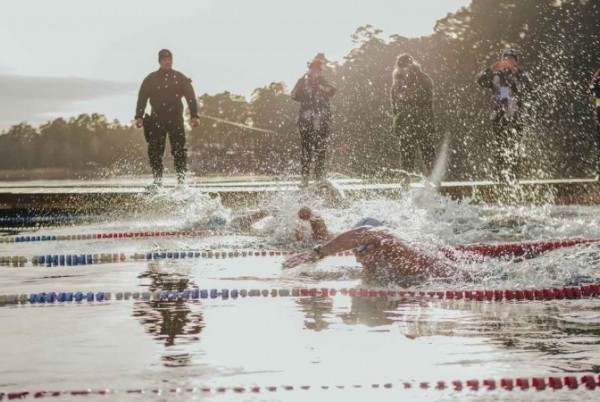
[590,67,600,175]
[135,49,199,187]
[291,58,337,186]
[477,49,531,183]
[390,54,436,176]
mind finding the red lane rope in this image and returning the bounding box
[447,238,598,260]
[3,374,599,398]
[555,192,600,205]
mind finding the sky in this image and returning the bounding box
[0,0,469,131]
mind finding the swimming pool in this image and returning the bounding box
[1,189,600,401]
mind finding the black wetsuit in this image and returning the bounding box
[291,74,336,183]
[477,62,531,183]
[391,65,436,174]
[135,68,198,183]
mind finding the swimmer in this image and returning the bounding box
[295,207,332,242]
[192,204,332,240]
[227,210,271,231]
[185,210,270,232]
[283,218,470,284]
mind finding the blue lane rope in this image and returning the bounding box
[0,288,304,305]
[0,249,303,267]
[0,216,87,225]
[0,230,236,243]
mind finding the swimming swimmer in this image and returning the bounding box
[295,207,332,242]
[283,218,470,284]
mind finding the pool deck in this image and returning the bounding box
[0,176,598,213]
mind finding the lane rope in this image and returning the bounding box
[555,192,600,205]
[1,236,597,267]
[449,238,598,259]
[0,216,85,225]
[2,374,599,398]
[0,249,310,267]
[0,230,245,243]
[1,283,599,306]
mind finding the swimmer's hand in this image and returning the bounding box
[282,251,321,269]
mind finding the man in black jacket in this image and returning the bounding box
[135,49,199,187]
[291,58,336,186]
[390,54,436,176]
[477,49,531,183]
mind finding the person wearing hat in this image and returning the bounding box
[291,58,337,186]
[477,49,532,183]
[282,216,468,285]
[135,49,200,187]
[390,54,436,176]
[590,67,600,175]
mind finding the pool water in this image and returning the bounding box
[1,188,600,401]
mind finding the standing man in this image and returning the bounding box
[477,49,531,184]
[390,54,436,176]
[135,49,199,187]
[590,67,600,175]
[291,58,337,186]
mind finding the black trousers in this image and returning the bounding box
[145,117,187,181]
[392,113,436,175]
[299,121,329,183]
[397,133,436,175]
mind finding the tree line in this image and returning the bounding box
[1,0,599,180]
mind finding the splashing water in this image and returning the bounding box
[263,184,600,290]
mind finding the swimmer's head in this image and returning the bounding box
[353,218,383,255]
[354,218,383,229]
[209,215,227,226]
[298,207,313,221]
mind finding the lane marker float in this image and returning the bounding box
[1,374,599,399]
[0,249,309,267]
[1,236,598,268]
[0,230,245,243]
[450,238,598,259]
[1,283,599,306]
[0,216,86,225]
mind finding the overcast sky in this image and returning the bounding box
[0,0,469,131]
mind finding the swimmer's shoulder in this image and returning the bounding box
[364,226,398,244]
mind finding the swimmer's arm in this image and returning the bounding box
[315,226,375,257]
[295,211,331,242]
[282,227,374,269]
[309,214,330,242]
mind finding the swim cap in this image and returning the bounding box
[354,217,383,228]
[353,218,383,254]
[209,215,227,226]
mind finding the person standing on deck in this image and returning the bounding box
[135,49,200,188]
[590,67,600,176]
[477,49,532,183]
[291,58,337,186]
[390,54,437,176]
